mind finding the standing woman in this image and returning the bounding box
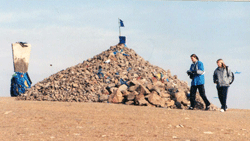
[213,59,233,112]
[187,54,211,110]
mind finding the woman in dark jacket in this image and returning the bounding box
[213,59,233,112]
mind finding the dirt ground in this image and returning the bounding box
[0,97,249,141]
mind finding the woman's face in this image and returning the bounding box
[217,60,223,68]
[191,56,197,63]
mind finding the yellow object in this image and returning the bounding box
[157,74,161,79]
[24,80,29,87]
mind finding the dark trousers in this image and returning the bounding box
[190,85,210,108]
[217,86,229,110]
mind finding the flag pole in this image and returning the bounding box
[119,26,121,36]
[118,18,121,36]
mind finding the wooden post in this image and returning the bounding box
[12,42,31,73]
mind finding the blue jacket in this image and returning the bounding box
[190,61,205,86]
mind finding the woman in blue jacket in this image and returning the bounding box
[187,54,210,110]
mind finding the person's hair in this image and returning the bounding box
[216,59,226,68]
[190,54,199,61]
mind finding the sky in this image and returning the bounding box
[1,0,249,109]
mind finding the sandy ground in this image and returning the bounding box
[0,97,249,141]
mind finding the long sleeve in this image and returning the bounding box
[196,61,204,75]
[213,70,218,84]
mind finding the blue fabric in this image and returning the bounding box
[127,68,131,71]
[122,53,129,56]
[120,19,124,27]
[190,61,205,86]
[120,78,129,87]
[97,68,104,78]
[10,72,31,96]
[119,36,126,44]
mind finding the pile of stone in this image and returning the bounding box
[17,44,216,110]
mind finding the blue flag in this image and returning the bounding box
[120,19,124,27]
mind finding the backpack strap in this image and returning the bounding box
[230,72,234,85]
[226,66,230,77]
[226,66,234,84]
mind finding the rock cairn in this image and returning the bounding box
[17,44,216,110]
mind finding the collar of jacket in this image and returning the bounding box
[193,60,198,64]
[217,67,224,71]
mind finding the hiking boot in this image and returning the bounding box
[221,106,227,110]
[205,106,210,111]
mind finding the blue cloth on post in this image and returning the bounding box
[10,72,31,96]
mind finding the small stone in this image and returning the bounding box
[4,111,12,115]
[166,100,175,107]
[204,131,213,134]
[179,124,184,128]
[241,129,247,131]
[125,101,134,105]
[176,124,184,128]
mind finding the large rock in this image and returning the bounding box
[137,85,150,95]
[147,91,165,107]
[127,91,138,101]
[99,94,109,102]
[135,93,149,106]
[175,90,190,106]
[118,84,128,92]
[128,85,138,92]
[166,99,175,107]
[108,89,124,103]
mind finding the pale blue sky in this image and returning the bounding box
[1,1,249,109]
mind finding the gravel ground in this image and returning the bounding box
[0,97,249,141]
